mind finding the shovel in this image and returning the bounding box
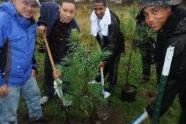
[100,66,110,98]
[43,35,67,107]
[130,45,175,124]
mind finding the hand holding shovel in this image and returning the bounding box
[130,46,175,124]
[100,65,111,98]
[43,35,66,106]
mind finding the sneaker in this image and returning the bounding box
[104,91,111,99]
[40,96,49,105]
[30,116,48,123]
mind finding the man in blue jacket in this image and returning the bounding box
[38,0,80,100]
[0,0,43,123]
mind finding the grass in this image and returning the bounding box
[17,3,180,124]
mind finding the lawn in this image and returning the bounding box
[18,3,180,124]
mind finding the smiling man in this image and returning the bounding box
[0,0,45,123]
[138,0,186,123]
[38,0,80,100]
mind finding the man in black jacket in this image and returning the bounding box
[38,0,80,99]
[138,0,186,123]
[90,0,124,95]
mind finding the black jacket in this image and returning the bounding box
[155,6,186,83]
[38,2,80,63]
[38,2,80,37]
[96,11,124,62]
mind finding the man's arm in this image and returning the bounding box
[37,2,49,35]
[31,53,38,77]
[38,2,59,35]
[0,12,9,95]
[38,2,48,26]
[102,17,120,63]
[0,12,9,86]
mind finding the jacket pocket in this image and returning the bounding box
[10,65,24,78]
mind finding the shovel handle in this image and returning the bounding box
[100,66,104,95]
[43,35,56,71]
[131,111,148,124]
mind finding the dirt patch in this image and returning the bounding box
[140,91,157,103]
[64,106,126,124]
[94,106,126,124]
[18,88,125,124]
[18,105,126,124]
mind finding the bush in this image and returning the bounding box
[60,31,107,120]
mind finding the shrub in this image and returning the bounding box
[60,31,107,120]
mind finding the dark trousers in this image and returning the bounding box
[146,79,186,123]
[142,50,152,80]
[103,53,121,91]
[44,54,70,98]
[44,55,55,98]
[141,43,154,80]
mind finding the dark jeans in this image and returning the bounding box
[141,43,154,80]
[142,50,151,80]
[44,55,55,98]
[146,79,186,124]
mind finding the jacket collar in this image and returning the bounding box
[159,6,186,35]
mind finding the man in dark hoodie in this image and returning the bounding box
[38,0,80,100]
[90,0,124,97]
[138,0,186,123]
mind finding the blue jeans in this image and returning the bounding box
[0,76,43,124]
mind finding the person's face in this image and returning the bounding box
[93,2,106,19]
[59,2,75,23]
[143,5,172,32]
[13,0,39,19]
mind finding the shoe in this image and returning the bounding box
[40,96,49,105]
[103,91,111,99]
[30,116,49,123]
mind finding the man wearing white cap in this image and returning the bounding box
[0,0,44,123]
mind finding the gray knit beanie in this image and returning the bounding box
[137,0,182,21]
[139,0,182,10]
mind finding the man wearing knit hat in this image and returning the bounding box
[138,0,186,123]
